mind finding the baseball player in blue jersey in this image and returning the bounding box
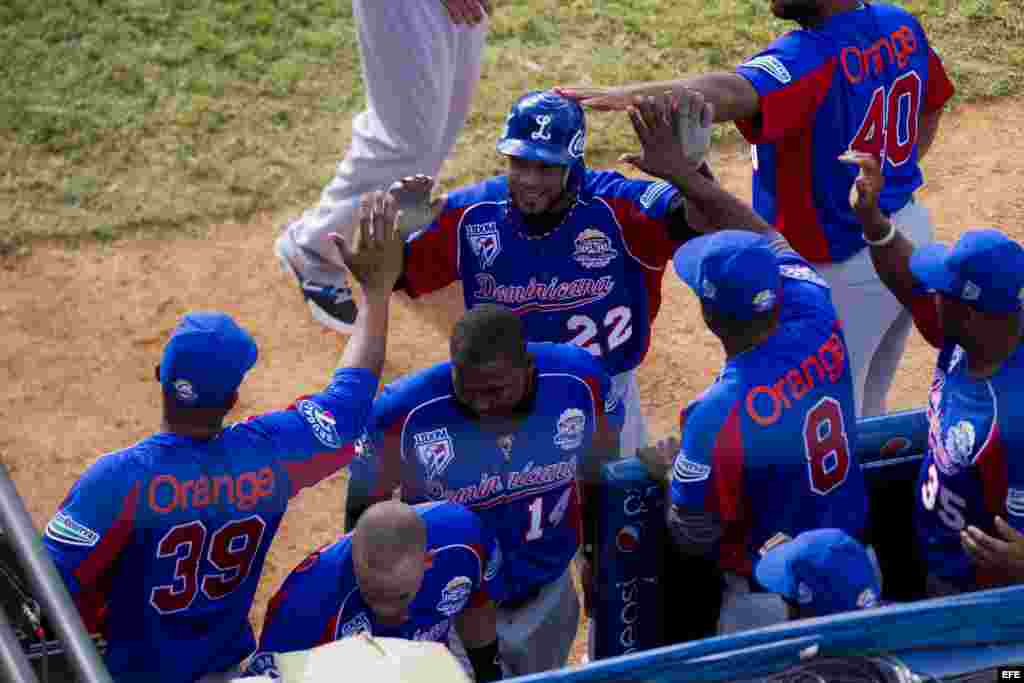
[560,0,955,419]
[345,303,624,676]
[274,0,489,336]
[756,529,882,620]
[246,501,503,682]
[41,192,408,683]
[845,152,1024,596]
[623,92,869,634]
[382,89,712,460]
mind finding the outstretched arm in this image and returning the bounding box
[333,191,407,377]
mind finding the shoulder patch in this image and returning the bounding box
[741,55,793,84]
[45,511,99,548]
[1006,489,1024,518]
[297,399,342,449]
[639,180,674,210]
[484,539,503,582]
[779,263,828,289]
[672,453,711,484]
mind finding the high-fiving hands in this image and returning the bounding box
[330,191,405,297]
[619,90,714,181]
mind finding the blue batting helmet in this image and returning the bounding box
[497,91,586,181]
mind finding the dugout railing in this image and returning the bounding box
[0,462,112,683]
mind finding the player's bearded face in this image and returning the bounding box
[769,0,824,23]
[507,157,569,215]
[354,551,427,626]
[453,355,534,420]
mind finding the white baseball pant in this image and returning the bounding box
[612,369,648,459]
[449,567,580,679]
[815,199,935,418]
[280,0,485,334]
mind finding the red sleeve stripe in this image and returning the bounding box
[285,445,357,499]
[707,404,754,576]
[74,482,140,587]
[924,48,955,113]
[404,207,466,299]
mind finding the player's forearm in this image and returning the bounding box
[666,166,775,235]
[917,109,943,162]
[337,291,391,376]
[619,73,759,123]
[859,211,920,311]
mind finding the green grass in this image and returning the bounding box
[1,0,1022,250]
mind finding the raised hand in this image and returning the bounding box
[619,90,713,181]
[839,151,885,219]
[636,434,681,482]
[330,191,405,297]
[387,174,442,238]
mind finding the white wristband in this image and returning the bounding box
[863,222,896,247]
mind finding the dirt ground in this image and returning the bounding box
[2,96,1023,664]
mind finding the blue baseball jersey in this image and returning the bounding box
[669,248,868,576]
[348,342,624,603]
[735,2,954,263]
[42,368,378,683]
[401,169,689,376]
[247,501,499,676]
[907,297,1024,591]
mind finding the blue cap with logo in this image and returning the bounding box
[754,528,881,618]
[672,230,780,320]
[159,312,258,408]
[910,228,1024,314]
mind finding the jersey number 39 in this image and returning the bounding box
[150,516,267,614]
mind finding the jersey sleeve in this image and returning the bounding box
[42,453,141,630]
[469,514,502,608]
[735,33,836,144]
[590,172,688,268]
[236,368,379,500]
[669,395,745,524]
[401,202,462,299]
[923,47,955,113]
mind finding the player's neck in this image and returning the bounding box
[721,324,778,359]
[805,0,864,27]
[160,419,222,440]
[965,328,1023,379]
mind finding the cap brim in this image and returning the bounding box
[753,544,799,600]
[909,243,957,296]
[496,139,571,166]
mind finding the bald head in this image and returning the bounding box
[352,501,427,569]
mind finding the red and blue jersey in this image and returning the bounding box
[401,170,690,377]
[249,501,498,672]
[42,368,378,683]
[735,2,954,263]
[348,343,623,603]
[908,298,1024,591]
[668,249,867,576]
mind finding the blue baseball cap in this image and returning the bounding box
[910,229,1024,314]
[672,231,780,320]
[159,312,258,408]
[754,529,881,618]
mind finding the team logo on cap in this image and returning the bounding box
[857,588,879,609]
[437,576,473,616]
[569,129,586,158]
[753,289,776,311]
[532,114,553,141]
[414,428,457,480]
[961,281,981,301]
[554,408,586,451]
[174,379,197,404]
[466,222,501,270]
[298,400,342,449]
[702,279,717,300]
[573,228,618,269]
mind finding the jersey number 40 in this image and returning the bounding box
[849,71,922,168]
[149,516,267,614]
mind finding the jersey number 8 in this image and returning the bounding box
[848,71,923,168]
[803,397,852,495]
[149,516,267,614]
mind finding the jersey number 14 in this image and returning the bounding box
[849,71,922,167]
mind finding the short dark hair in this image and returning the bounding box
[702,304,776,340]
[450,304,527,368]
